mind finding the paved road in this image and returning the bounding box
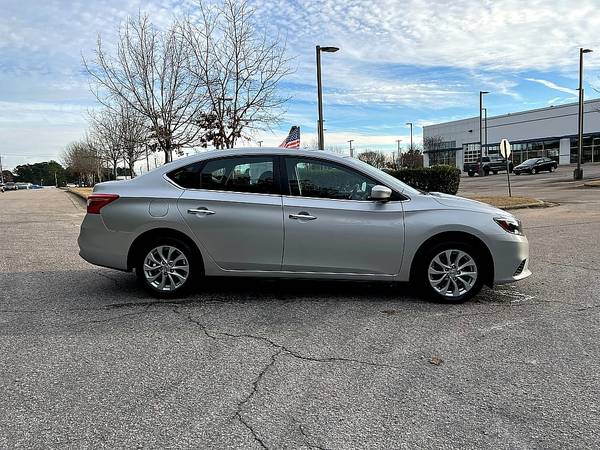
[459,162,600,203]
[1,186,599,448]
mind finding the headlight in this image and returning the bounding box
[494,217,524,235]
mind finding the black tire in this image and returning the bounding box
[549,166,554,173]
[468,171,475,177]
[514,171,520,175]
[483,167,490,176]
[414,241,484,303]
[533,168,538,174]
[492,170,498,175]
[135,236,199,298]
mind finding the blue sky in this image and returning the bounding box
[2,0,600,169]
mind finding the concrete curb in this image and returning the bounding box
[63,188,88,204]
[583,181,600,188]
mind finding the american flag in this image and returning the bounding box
[279,126,300,149]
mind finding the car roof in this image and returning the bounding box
[159,147,351,171]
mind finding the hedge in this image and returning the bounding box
[385,165,460,195]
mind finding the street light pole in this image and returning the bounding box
[479,91,489,175]
[483,107,488,152]
[396,139,402,169]
[405,123,413,151]
[347,139,354,157]
[316,45,339,150]
[258,140,263,147]
[575,48,593,180]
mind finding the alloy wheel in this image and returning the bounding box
[143,245,190,292]
[427,249,478,298]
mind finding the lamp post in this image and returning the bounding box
[316,45,339,150]
[347,139,354,157]
[479,91,489,175]
[405,123,413,151]
[258,140,263,147]
[483,107,488,152]
[575,48,593,180]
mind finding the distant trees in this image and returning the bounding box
[358,151,387,168]
[13,161,66,186]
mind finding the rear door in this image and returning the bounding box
[281,156,405,275]
[174,155,284,271]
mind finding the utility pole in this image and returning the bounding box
[145,146,150,172]
[347,139,354,157]
[258,140,263,147]
[0,154,4,184]
[405,123,413,151]
[396,139,402,169]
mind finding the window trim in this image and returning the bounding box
[280,155,407,202]
[165,154,282,196]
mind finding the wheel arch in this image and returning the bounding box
[409,231,494,287]
[127,227,204,272]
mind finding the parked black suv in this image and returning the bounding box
[464,156,513,177]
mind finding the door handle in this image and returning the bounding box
[187,207,216,216]
[289,212,317,221]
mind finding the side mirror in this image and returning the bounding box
[371,185,392,202]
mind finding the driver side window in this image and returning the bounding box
[285,157,376,200]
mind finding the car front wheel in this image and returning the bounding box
[416,242,484,303]
[136,237,198,298]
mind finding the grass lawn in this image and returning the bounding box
[466,195,544,209]
[68,187,93,200]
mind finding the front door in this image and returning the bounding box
[176,155,283,271]
[281,156,405,275]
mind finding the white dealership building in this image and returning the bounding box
[422,98,600,170]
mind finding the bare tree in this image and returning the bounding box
[358,150,387,168]
[90,109,124,179]
[62,140,102,185]
[84,14,207,163]
[184,0,292,149]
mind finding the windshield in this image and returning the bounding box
[349,158,422,195]
[522,158,538,164]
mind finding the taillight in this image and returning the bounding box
[87,194,119,214]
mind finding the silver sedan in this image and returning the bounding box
[78,148,531,302]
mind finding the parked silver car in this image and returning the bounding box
[78,148,531,302]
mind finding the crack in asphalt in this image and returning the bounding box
[169,306,405,449]
[299,424,327,450]
[234,347,283,450]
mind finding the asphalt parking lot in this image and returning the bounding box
[1,175,599,448]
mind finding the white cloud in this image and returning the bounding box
[526,78,578,96]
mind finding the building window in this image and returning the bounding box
[463,143,480,163]
[570,134,600,163]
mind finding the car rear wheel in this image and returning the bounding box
[549,166,554,172]
[468,171,475,177]
[533,168,538,174]
[136,237,197,298]
[492,170,498,175]
[416,242,484,303]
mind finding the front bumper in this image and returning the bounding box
[78,214,133,271]
[490,236,532,284]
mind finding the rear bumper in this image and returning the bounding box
[78,214,133,271]
[490,236,532,284]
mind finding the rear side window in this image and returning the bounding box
[168,156,277,194]
[167,162,203,189]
